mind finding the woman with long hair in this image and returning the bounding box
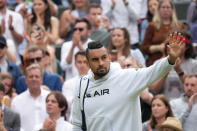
[141,0,185,66]
[143,94,174,131]
[26,0,60,44]
[108,27,145,67]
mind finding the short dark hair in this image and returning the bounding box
[74,18,92,30]
[46,91,68,120]
[86,41,104,58]
[87,3,102,13]
[75,51,86,60]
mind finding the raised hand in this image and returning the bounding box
[43,118,56,131]
[188,93,197,109]
[166,32,185,64]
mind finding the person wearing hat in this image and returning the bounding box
[0,35,22,89]
[157,117,183,131]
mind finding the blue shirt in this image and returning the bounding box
[16,72,62,94]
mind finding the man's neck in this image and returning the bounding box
[29,89,41,98]
[50,113,61,121]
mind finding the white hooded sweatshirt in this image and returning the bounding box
[71,57,173,131]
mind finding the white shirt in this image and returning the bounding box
[1,9,24,65]
[33,117,73,131]
[101,0,143,44]
[63,75,81,121]
[11,89,49,131]
[71,57,173,131]
[60,38,92,80]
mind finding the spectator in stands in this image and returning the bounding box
[0,0,24,64]
[62,51,89,121]
[0,72,17,108]
[87,3,111,47]
[157,117,183,131]
[140,0,159,42]
[33,91,73,131]
[0,82,21,131]
[170,74,197,131]
[59,0,89,41]
[141,0,185,66]
[101,0,144,48]
[0,36,22,89]
[187,0,197,43]
[60,18,92,80]
[12,64,49,131]
[27,24,62,75]
[16,45,62,94]
[108,27,145,67]
[26,0,60,44]
[143,94,174,131]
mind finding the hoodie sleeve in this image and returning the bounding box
[125,57,173,96]
[71,83,83,131]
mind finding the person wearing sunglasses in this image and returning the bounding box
[15,44,62,94]
[0,36,22,90]
[61,18,92,80]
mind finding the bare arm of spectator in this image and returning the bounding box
[48,0,58,16]
[174,58,185,83]
[59,9,76,39]
[6,49,17,63]
[140,88,153,104]
[66,32,83,64]
[46,16,60,44]
[8,15,24,44]
[148,75,167,94]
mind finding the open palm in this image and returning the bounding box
[167,33,185,62]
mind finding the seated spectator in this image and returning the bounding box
[16,45,62,94]
[143,94,174,131]
[25,0,60,45]
[0,36,22,89]
[62,51,89,121]
[170,74,197,131]
[0,0,24,65]
[59,0,89,41]
[108,27,145,67]
[33,91,73,131]
[0,82,21,131]
[140,0,159,42]
[27,24,62,75]
[87,3,111,47]
[101,0,143,47]
[141,0,185,66]
[157,117,183,131]
[12,64,49,131]
[60,18,92,80]
[0,72,17,108]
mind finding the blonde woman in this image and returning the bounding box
[141,0,185,66]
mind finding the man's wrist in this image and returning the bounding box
[167,56,176,65]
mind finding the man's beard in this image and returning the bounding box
[93,68,110,78]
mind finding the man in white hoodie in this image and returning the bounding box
[71,33,185,131]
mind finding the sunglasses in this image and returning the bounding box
[73,28,84,32]
[29,57,42,63]
[0,45,6,49]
